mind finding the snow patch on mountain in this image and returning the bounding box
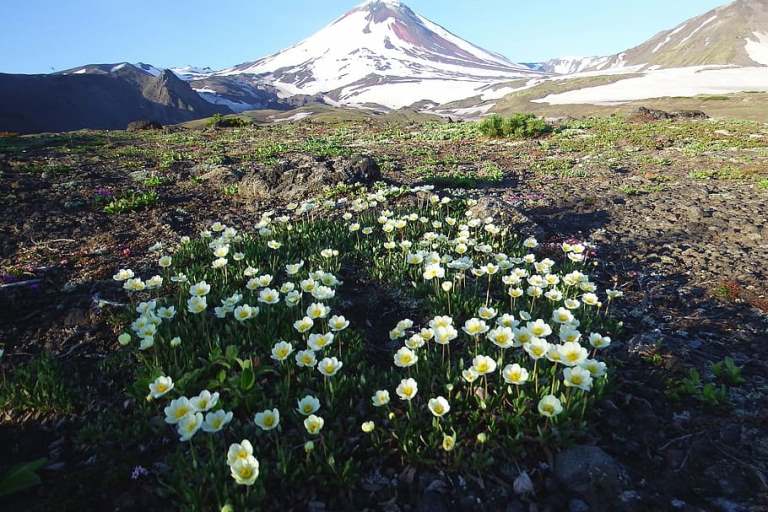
[652,23,689,53]
[745,32,768,66]
[678,15,718,47]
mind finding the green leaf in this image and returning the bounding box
[0,458,48,497]
[240,367,256,391]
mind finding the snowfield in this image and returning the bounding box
[534,66,768,105]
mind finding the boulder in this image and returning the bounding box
[632,107,708,122]
[126,120,163,131]
[553,445,629,511]
[239,154,380,202]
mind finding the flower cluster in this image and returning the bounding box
[116,184,620,507]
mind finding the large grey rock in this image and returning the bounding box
[468,195,544,238]
[554,446,629,511]
[238,154,381,202]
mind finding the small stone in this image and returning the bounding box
[513,471,534,495]
[569,498,590,512]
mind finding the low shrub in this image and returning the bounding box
[479,114,552,139]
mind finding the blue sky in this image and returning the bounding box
[1,0,726,74]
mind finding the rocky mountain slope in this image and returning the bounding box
[537,0,768,73]
[0,63,229,133]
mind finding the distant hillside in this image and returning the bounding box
[0,64,229,133]
[536,0,768,73]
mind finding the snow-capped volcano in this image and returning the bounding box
[212,0,543,108]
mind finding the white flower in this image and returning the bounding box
[271,341,294,362]
[372,390,391,407]
[157,306,176,319]
[123,278,146,292]
[177,412,204,441]
[285,261,305,275]
[187,296,207,314]
[118,333,132,346]
[306,302,330,319]
[423,263,445,280]
[164,397,193,424]
[538,395,563,418]
[113,269,134,281]
[524,337,550,360]
[256,274,273,287]
[233,304,255,322]
[558,342,588,367]
[580,359,607,378]
[227,440,254,466]
[303,414,325,435]
[148,376,174,399]
[328,315,350,331]
[462,368,479,383]
[478,306,497,320]
[139,336,155,350]
[212,258,228,269]
[297,395,321,416]
[294,316,314,334]
[189,281,211,297]
[258,288,280,305]
[502,364,529,385]
[254,408,280,430]
[462,318,489,337]
[158,256,172,268]
[308,332,334,351]
[523,237,538,249]
[582,293,600,306]
[190,390,220,412]
[527,319,552,338]
[433,325,458,345]
[552,307,574,324]
[488,327,515,349]
[396,378,418,400]
[170,336,182,347]
[394,347,418,368]
[285,290,302,306]
[559,326,582,344]
[563,366,593,391]
[589,333,611,349]
[429,315,454,329]
[318,357,343,377]
[230,455,259,486]
[427,396,450,417]
[202,410,233,433]
[472,355,497,375]
[295,349,317,368]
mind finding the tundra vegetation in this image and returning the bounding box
[0,112,765,510]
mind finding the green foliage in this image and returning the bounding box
[208,114,252,129]
[667,368,729,407]
[0,354,74,415]
[422,162,504,188]
[478,114,552,139]
[104,190,159,214]
[143,175,167,188]
[222,184,239,196]
[758,179,768,190]
[711,357,745,386]
[0,458,48,497]
[301,137,350,158]
[618,184,665,196]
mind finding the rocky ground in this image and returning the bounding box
[1,113,767,511]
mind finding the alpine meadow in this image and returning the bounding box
[1,1,767,511]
